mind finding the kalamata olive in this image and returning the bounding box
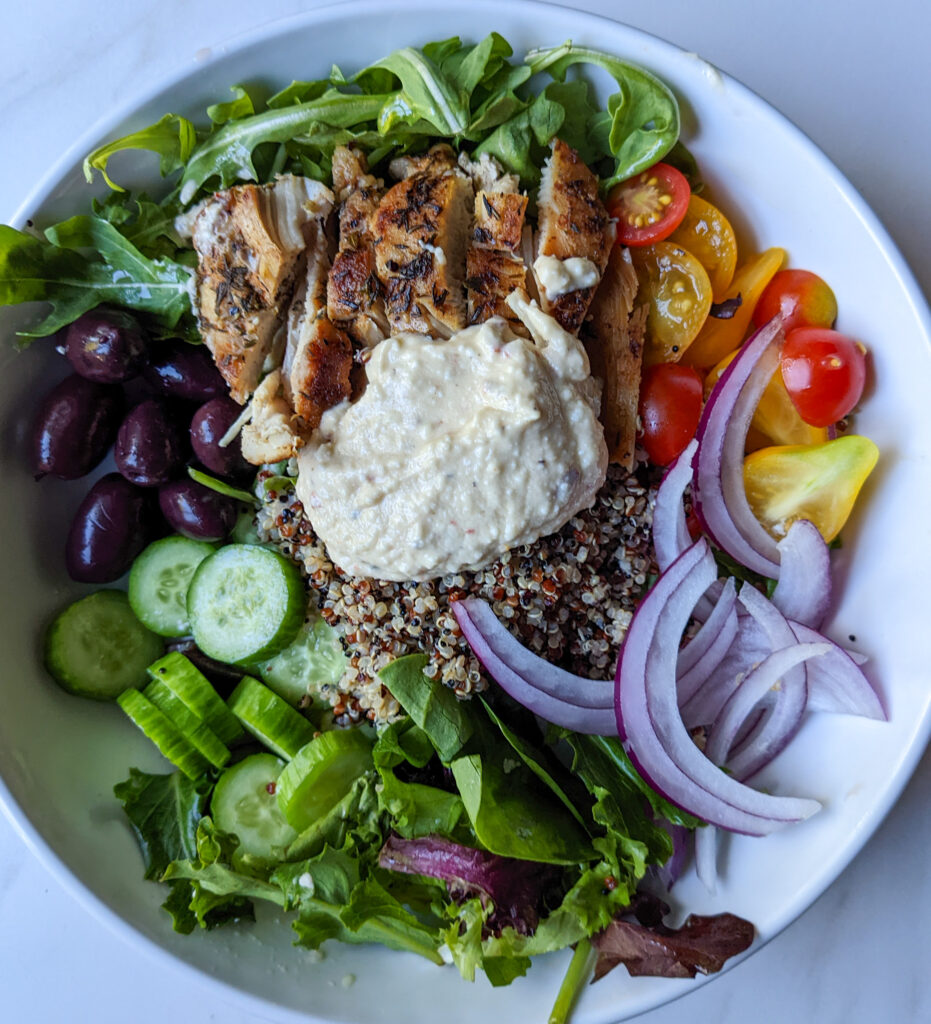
[66,473,154,583]
[142,341,226,401]
[190,397,250,479]
[158,479,239,542]
[32,374,123,480]
[114,399,188,487]
[65,309,147,382]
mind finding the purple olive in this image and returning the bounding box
[114,399,188,487]
[142,341,226,401]
[158,479,238,542]
[66,473,154,583]
[190,397,250,480]
[32,374,123,480]
[65,309,147,383]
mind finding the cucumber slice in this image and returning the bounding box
[144,678,230,770]
[44,590,164,701]
[187,545,306,665]
[128,536,216,637]
[211,753,297,866]
[147,651,244,746]
[116,688,209,779]
[257,613,347,707]
[227,677,315,760]
[276,729,373,832]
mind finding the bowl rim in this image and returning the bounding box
[3,1,931,1022]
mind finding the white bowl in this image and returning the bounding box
[2,2,930,1022]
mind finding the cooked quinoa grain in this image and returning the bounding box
[255,464,658,726]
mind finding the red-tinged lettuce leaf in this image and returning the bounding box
[591,893,755,980]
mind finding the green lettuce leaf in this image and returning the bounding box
[83,113,197,190]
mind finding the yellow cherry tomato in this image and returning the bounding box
[682,247,786,371]
[707,349,828,451]
[743,435,879,543]
[630,242,712,365]
[667,195,738,301]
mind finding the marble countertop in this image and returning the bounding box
[2,1,929,1021]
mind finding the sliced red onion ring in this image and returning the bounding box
[451,598,616,734]
[615,539,821,835]
[771,519,832,629]
[705,642,828,776]
[790,622,885,719]
[676,577,738,705]
[693,317,784,577]
[653,439,697,572]
[694,825,718,894]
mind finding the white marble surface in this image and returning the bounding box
[1,1,930,1021]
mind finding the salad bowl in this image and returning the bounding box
[2,2,931,1023]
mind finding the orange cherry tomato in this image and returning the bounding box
[608,162,690,246]
[754,269,838,334]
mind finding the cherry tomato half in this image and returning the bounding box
[607,162,690,246]
[638,363,704,466]
[780,327,867,427]
[667,194,738,301]
[754,269,838,334]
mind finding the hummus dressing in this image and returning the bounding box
[296,296,607,581]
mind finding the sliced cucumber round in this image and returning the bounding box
[211,753,297,865]
[276,729,373,832]
[116,688,209,779]
[129,535,216,637]
[45,590,164,701]
[147,651,244,746]
[187,545,307,665]
[257,613,347,707]
[143,678,230,770]
[227,677,316,760]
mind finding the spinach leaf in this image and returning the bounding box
[113,768,207,879]
[83,113,197,190]
[481,698,588,829]
[525,43,680,189]
[450,719,593,865]
[372,718,435,771]
[379,654,473,762]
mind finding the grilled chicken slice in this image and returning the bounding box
[388,144,458,181]
[327,145,390,347]
[373,159,473,336]
[239,370,303,465]
[581,246,643,470]
[191,175,334,403]
[466,190,529,328]
[457,151,519,195]
[534,139,614,334]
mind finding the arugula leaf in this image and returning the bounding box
[91,192,191,263]
[379,654,473,762]
[360,48,469,136]
[0,216,193,338]
[178,92,390,202]
[207,85,256,125]
[267,80,330,109]
[84,113,197,190]
[525,43,680,189]
[113,768,207,879]
[473,88,565,184]
[443,32,514,97]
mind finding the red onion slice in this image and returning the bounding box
[693,317,784,577]
[615,539,821,835]
[694,825,718,894]
[790,622,885,720]
[771,520,832,629]
[451,598,616,734]
[653,439,697,572]
[676,577,739,705]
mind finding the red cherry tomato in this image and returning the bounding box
[638,363,704,465]
[754,269,838,334]
[780,327,867,427]
[607,162,691,247]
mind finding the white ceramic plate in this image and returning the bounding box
[2,2,930,1022]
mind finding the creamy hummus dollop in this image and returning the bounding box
[296,295,607,581]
